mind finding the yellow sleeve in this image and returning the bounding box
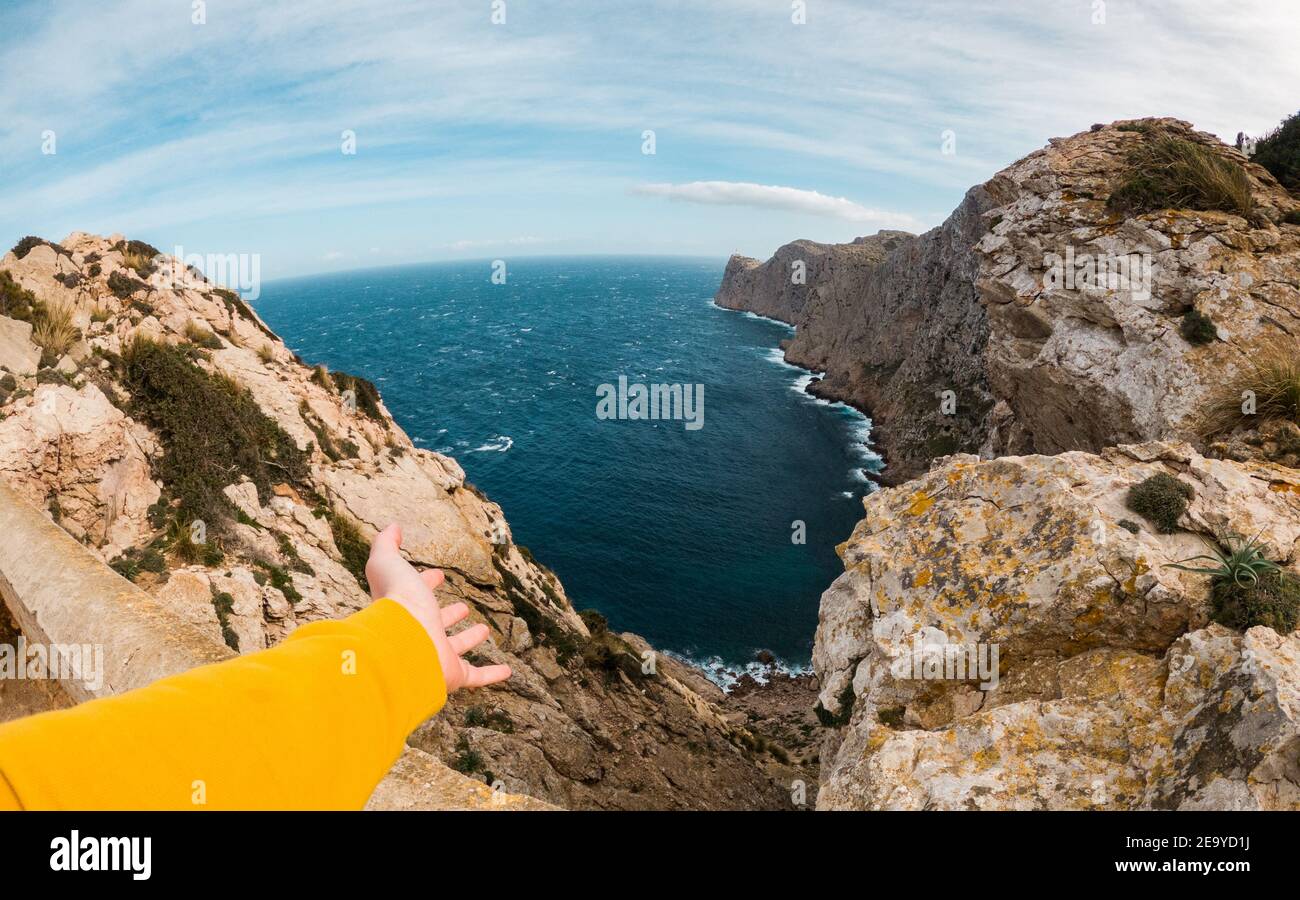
[0,598,446,810]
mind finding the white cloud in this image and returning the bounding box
[633,181,921,230]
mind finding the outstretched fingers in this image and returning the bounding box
[369,523,403,561]
[448,623,490,656]
[439,602,469,629]
[419,567,445,591]
[460,662,512,688]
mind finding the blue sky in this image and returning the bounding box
[2,0,1298,279]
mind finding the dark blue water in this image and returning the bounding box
[256,257,879,680]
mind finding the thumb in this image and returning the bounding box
[369,523,403,562]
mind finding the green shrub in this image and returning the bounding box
[1117,519,1142,534]
[276,531,314,575]
[1251,110,1300,196]
[108,270,145,299]
[114,240,161,277]
[326,510,370,590]
[255,559,302,605]
[211,591,240,650]
[109,546,167,582]
[464,705,515,733]
[1126,472,1193,534]
[1109,133,1254,217]
[213,288,277,339]
[578,608,608,634]
[1169,533,1300,633]
[494,557,581,664]
[0,270,38,322]
[36,368,71,386]
[581,629,645,680]
[1211,569,1300,633]
[10,236,61,260]
[118,337,308,532]
[331,369,385,422]
[450,735,489,779]
[1180,308,1217,345]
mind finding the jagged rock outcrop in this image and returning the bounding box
[716,119,1300,481]
[0,232,795,810]
[813,442,1300,809]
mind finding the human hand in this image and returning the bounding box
[365,523,511,693]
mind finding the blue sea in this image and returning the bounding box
[256,257,880,683]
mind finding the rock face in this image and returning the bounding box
[716,221,995,483]
[813,443,1300,809]
[0,232,795,810]
[716,119,1300,482]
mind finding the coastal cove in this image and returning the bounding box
[256,256,880,680]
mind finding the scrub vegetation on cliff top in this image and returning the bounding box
[1109,130,1254,217]
[1253,110,1300,197]
[118,336,308,532]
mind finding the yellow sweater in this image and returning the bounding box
[0,599,446,810]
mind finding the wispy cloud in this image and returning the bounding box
[1,0,1298,276]
[633,181,921,230]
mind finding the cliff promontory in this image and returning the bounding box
[716,119,1300,482]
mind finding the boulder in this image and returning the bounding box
[0,317,40,374]
[814,442,1300,809]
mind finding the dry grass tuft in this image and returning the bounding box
[32,300,78,359]
[1199,342,1300,437]
[1109,134,1254,217]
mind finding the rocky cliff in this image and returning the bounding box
[0,232,798,810]
[722,118,1300,809]
[716,119,1300,483]
[815,443,1300,809]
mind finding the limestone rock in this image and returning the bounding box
[0,383,160,557]
[814,442,1300,809]
[0,316,40,375]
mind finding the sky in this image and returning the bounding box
[1,0,1298,280]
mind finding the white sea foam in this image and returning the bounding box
[665,649,813,692]
[755,344,884,481]
[471,435,514,453]
[710,299,797,333]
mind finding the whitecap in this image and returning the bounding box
[471,435,514,453]
[664,649,813,692]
